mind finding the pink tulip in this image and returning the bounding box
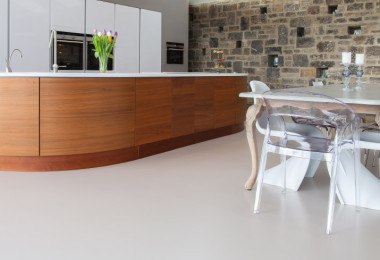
[102,29,106,35]
[114,31,118,37]
[93,28,97,34]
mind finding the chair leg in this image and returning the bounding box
[281,154,286,193]
[326,153,339,235]
[254,144,268,214]
[354,146,361,212]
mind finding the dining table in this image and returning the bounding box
[239,83,380,210]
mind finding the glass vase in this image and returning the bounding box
[99,53,109,73]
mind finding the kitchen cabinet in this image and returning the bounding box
[140,9,162,73]
[86,0,114,34]
[51,0,85,34]
[0,0,7,71]
[114,4,139,73]
[9,0,50,72]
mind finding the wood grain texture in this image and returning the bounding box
[235,76,248,124]
[0,147,139,171]
[214,77,237,128]
[171,77,195,137]
[0,78,39,156]
[194,77,214,132]
[40,78,136,156]
[135,77,172,145]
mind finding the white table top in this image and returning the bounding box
[239,84,380,106]
[0,72,247,78]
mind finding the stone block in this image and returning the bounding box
[251,40,263,54]
[317,41,335,52]
[244,31,257,39]
[209,38,218,48]
[300,68,316,77]
[223,4,237,12]
[228,12,236,25]
[317,16,333,24]
[241,17,249,30]
[282,68,300,74]
[265,47,282,54]
[233,61,243,73]
[210,19,227,27]
[310,61,335,68]
[267,68,280,79]
[308,6,320,14]
[367,46,380,56]
[290,17,311,27]
[347,3,364,11]
[209,5,217,18]
[293,54,309,67]
[278,25,288,45]
[251,15,267,24]
[228,32,243,40]
[297,37,315,48]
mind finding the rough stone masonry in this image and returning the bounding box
[189,0,380,89]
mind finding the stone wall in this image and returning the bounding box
[189,0,380,88]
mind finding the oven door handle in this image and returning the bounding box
[57,40,84,44]
[167,48,184,51]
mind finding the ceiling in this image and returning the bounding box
[189,0,228,4]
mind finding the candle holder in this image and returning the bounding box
[341,63,353,91]
[355,65,364,89]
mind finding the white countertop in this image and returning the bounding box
[0,72,248,78]
[239,84,380,106]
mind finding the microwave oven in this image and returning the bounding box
[52,31,113,71]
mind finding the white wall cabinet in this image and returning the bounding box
[51,0,85,34]
[114,5,139,73]
[86,0,114,34]
[0,0,8,72]
[140,9,162,73]
[9,0,50,72]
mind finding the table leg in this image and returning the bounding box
[375,114,380,128]
[244,103,264,190]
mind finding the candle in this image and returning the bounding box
[355,53,364,65]
[342,52,351,64]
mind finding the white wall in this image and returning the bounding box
[104,0,189,72]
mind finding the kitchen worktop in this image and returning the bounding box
[0,72,248,77]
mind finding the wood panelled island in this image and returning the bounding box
[0,73,247,171]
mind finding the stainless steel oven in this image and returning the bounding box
[51,31,113,71]
[166,42,184,64]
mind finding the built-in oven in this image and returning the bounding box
[53,31,84,70]
[51,31,113,71]
[166,42,184,64]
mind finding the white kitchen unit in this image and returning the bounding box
[114,4,140,73]
[9,0,50,72]
[140,9,162,73]
[0,0,8,72]
[86,0,115,34]
[50,0,85,34]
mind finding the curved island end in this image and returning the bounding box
[0,73,247,171]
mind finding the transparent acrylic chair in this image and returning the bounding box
[254,89,360,234]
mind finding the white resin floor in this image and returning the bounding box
[0,131,379,260]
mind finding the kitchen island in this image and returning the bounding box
[0,72,247,171]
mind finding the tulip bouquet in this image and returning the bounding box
[92,29,118,72]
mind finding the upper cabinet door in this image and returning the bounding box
[51,0,85,33]
[114,4,139,73]
[9,0,50,72]
[86,0,114,34]
[0,0,8,71]
[140,9,162,73]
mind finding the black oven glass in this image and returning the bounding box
[87,42,113,71]
[56,41,84,70]
[167,50,183,64]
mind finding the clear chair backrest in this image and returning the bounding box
[249,80,270,93]
[262,89,357,141]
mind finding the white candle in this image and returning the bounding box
[355,53,364,65]
[342,52,351,64]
